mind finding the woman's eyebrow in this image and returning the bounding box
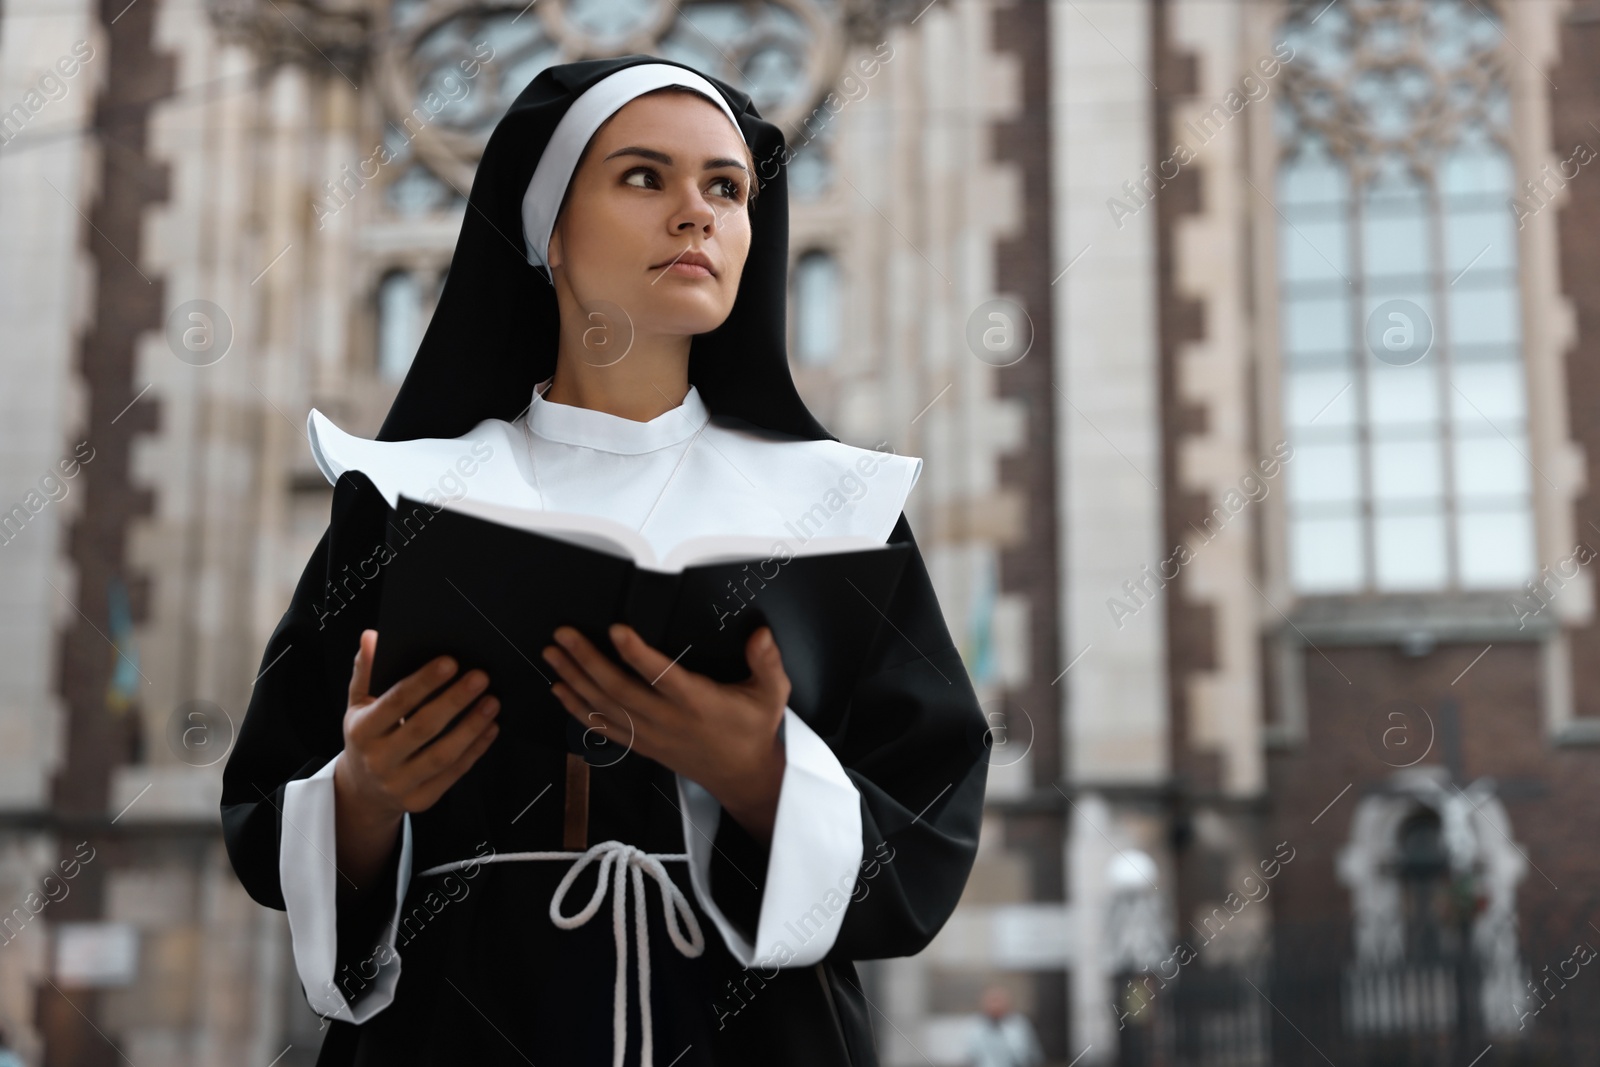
[602,146,748,174]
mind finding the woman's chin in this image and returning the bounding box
[638,295,734,336]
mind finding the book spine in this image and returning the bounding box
[618,569,679,651]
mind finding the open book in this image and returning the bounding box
[440,494,887,574]
[368,494,913,755]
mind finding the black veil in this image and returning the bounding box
[375,54,834,446]
[224,55,987,1067]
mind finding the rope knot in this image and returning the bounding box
[548,839,706,1067]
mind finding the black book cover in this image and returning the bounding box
[369,494,913,757]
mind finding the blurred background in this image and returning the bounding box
[2,0,1598,1063]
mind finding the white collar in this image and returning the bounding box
[525,376,711,455]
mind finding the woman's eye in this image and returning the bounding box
[622,167,659,189]
[621,167,742,201]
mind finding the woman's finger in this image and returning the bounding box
[552,680,638,754]
[383,668,490,764]
[740,627,792,711]
[547,655,629,731]
[396,691,500,792]
[408,716,501,811]
[352,654,458,747]
[545,630,664,720]
[605,624,715,710]
[347,629,376,708]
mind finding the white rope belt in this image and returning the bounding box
[418,839,706,1067]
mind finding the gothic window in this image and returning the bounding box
[377,270,423,382]
[1274,0,1533,594]
[788,103,839,200]
[788,143,836,200]
[386,164,457,216]
[792,250,840,366]
[375,1,832,197]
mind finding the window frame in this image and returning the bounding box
[1268,0,1536,598]
[1248,0,1594,746]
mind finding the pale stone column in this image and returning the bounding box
[1048,0,1168,1058]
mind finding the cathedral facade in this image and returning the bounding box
[1,0,1597,1064]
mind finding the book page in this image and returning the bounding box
[420,496,892,574]
[661,533,889,573]
[427,496,658,567]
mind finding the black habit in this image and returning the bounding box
[220,53,989,1067]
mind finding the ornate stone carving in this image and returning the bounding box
[1278,0,1511,179]
[373,0,844,190]
[208,0,922,204]
[206,0,373,71]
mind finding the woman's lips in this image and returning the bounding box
[653,249,716,277]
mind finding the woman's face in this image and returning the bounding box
[547,90,753,342]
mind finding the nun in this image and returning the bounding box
[221,54,989,1067]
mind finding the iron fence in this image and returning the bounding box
[1113,914,1600,1067]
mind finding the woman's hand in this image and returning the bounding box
[333,629,502,894]
[542,623,788,843]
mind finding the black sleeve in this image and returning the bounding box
[220,471,397,918]
[706,511,989,960]
[823,511,989,959]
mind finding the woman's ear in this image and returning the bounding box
[546,225,562,271]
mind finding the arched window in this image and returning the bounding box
[386,165,456,216]
[1275,0,1533,594]
[792,250,840,366]
[1339,774,1527,1036]
[377,269,422,382]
